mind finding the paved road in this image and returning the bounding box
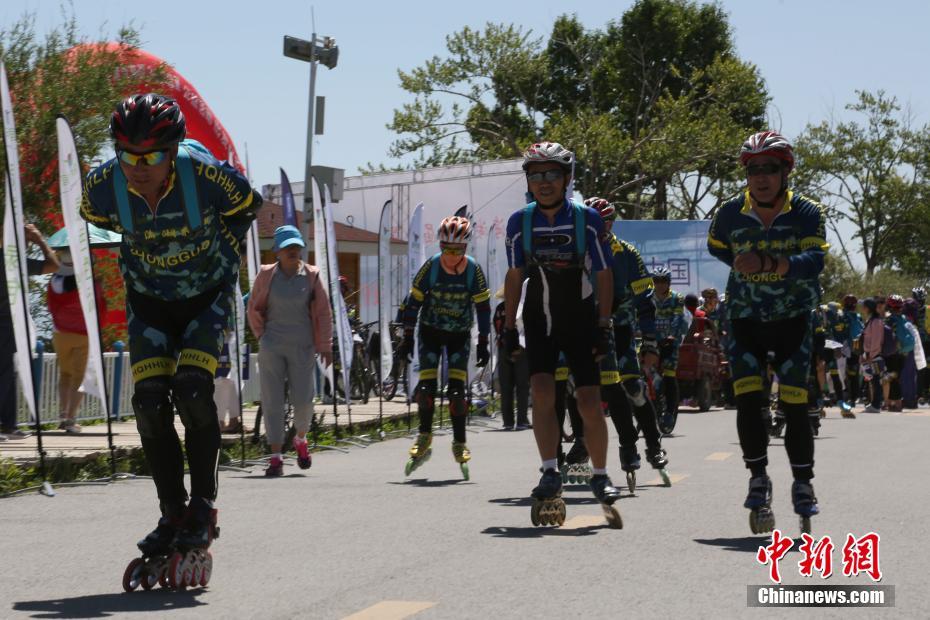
[0,405,924,619]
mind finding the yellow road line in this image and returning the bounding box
[705,452,734,461]
[342,601,437,620]
[902,411,930,417]
[562,514,606,529]
[647,473,689,486]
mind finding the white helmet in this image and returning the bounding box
[438,216,472,244]
[522,141,574,171]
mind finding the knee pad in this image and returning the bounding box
[621,378,647,407]
[171,367,216,431]
[132,377,173,438]
[416,380,437,411]
[447,380,467,416]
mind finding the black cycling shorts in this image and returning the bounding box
[523,299,599,387]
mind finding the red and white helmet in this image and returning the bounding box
[739,131,795,170]
[584,197,616,221]
[522,141,574,171]
[438,216,472,245]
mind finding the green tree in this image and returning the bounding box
[380,1,768,220]
[793,90,930,276]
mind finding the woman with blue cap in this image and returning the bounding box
[247,225,333,476]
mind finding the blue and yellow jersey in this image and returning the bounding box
[825,305,849,345]
[404,254,491,335]
[606,232,656,334]
[707,190,827,322]
[655,290,688,341]
[80,140,260,301]
[847,309,864,343]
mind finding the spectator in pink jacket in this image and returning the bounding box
[247,225,333,476]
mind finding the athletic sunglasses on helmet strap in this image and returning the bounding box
[747,162,782,177]
[117,149,169,167]
[526,170,565,183]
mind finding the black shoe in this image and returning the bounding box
[174,498,218,550]
[589,474,622,505]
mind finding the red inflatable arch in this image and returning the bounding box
[69,43,245,172]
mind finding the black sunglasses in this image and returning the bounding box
[526,170,565,183]
[747,163,783,177]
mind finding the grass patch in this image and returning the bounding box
[1,399,498,496]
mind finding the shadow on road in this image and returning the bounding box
[693,536,789,553]
[487,496,601,507]
[481,525,605,538]
[230,474,308,479]
[13,590,207,618]
[387,479,470,487]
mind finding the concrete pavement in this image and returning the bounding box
[0,404,924,619]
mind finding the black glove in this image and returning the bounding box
[476,336,490,368]
[594,326,611,360]
[503,327,521,359]
[399,328,415,362]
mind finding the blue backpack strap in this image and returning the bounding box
[175,145,202,231]
[428,253,442,289]
[112,165,134,234]
[522,203,535,262]
[573,201,586,263]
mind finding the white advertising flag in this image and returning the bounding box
[378,200,393,382]
[323,185,353,402]
[57,117,108,411]
[407,203,425,395]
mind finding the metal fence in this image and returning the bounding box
[15,353,262,425]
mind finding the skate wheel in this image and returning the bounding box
[200,552,213,587]
[460,463,469,481]
[190,562,202,588]
[660,469,671,487]
[122,558,145,592]
[404,459,415,477]
[560,466,569,484]
[626,471,636,493]
[530,502,541,527]
[750,508,775,535]
[167,552,187,590]
[602,504,623,529]
[141,564,159,591]
[556,501,566,526]
[800,516,811,535]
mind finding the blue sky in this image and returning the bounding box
[4,0,929,193]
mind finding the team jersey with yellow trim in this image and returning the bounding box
[404,255,491,335]
[607,232,656,333]
[80,140,261,300]
[654,290,688,341]
[707,189,827,322]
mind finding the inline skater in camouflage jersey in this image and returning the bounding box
[81,94,260,588]
[399,216,491,479]
[707,131,828,535]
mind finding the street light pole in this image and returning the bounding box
[283,32,339,260]
[300,34,319,261]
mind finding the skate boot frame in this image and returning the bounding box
[560,441,592,484]
[530,469,566,527]
[404,433,433,476]
[792,480,820,535]
[451,440,471,481]
[745,475,775,535]
[589,474,623,529]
